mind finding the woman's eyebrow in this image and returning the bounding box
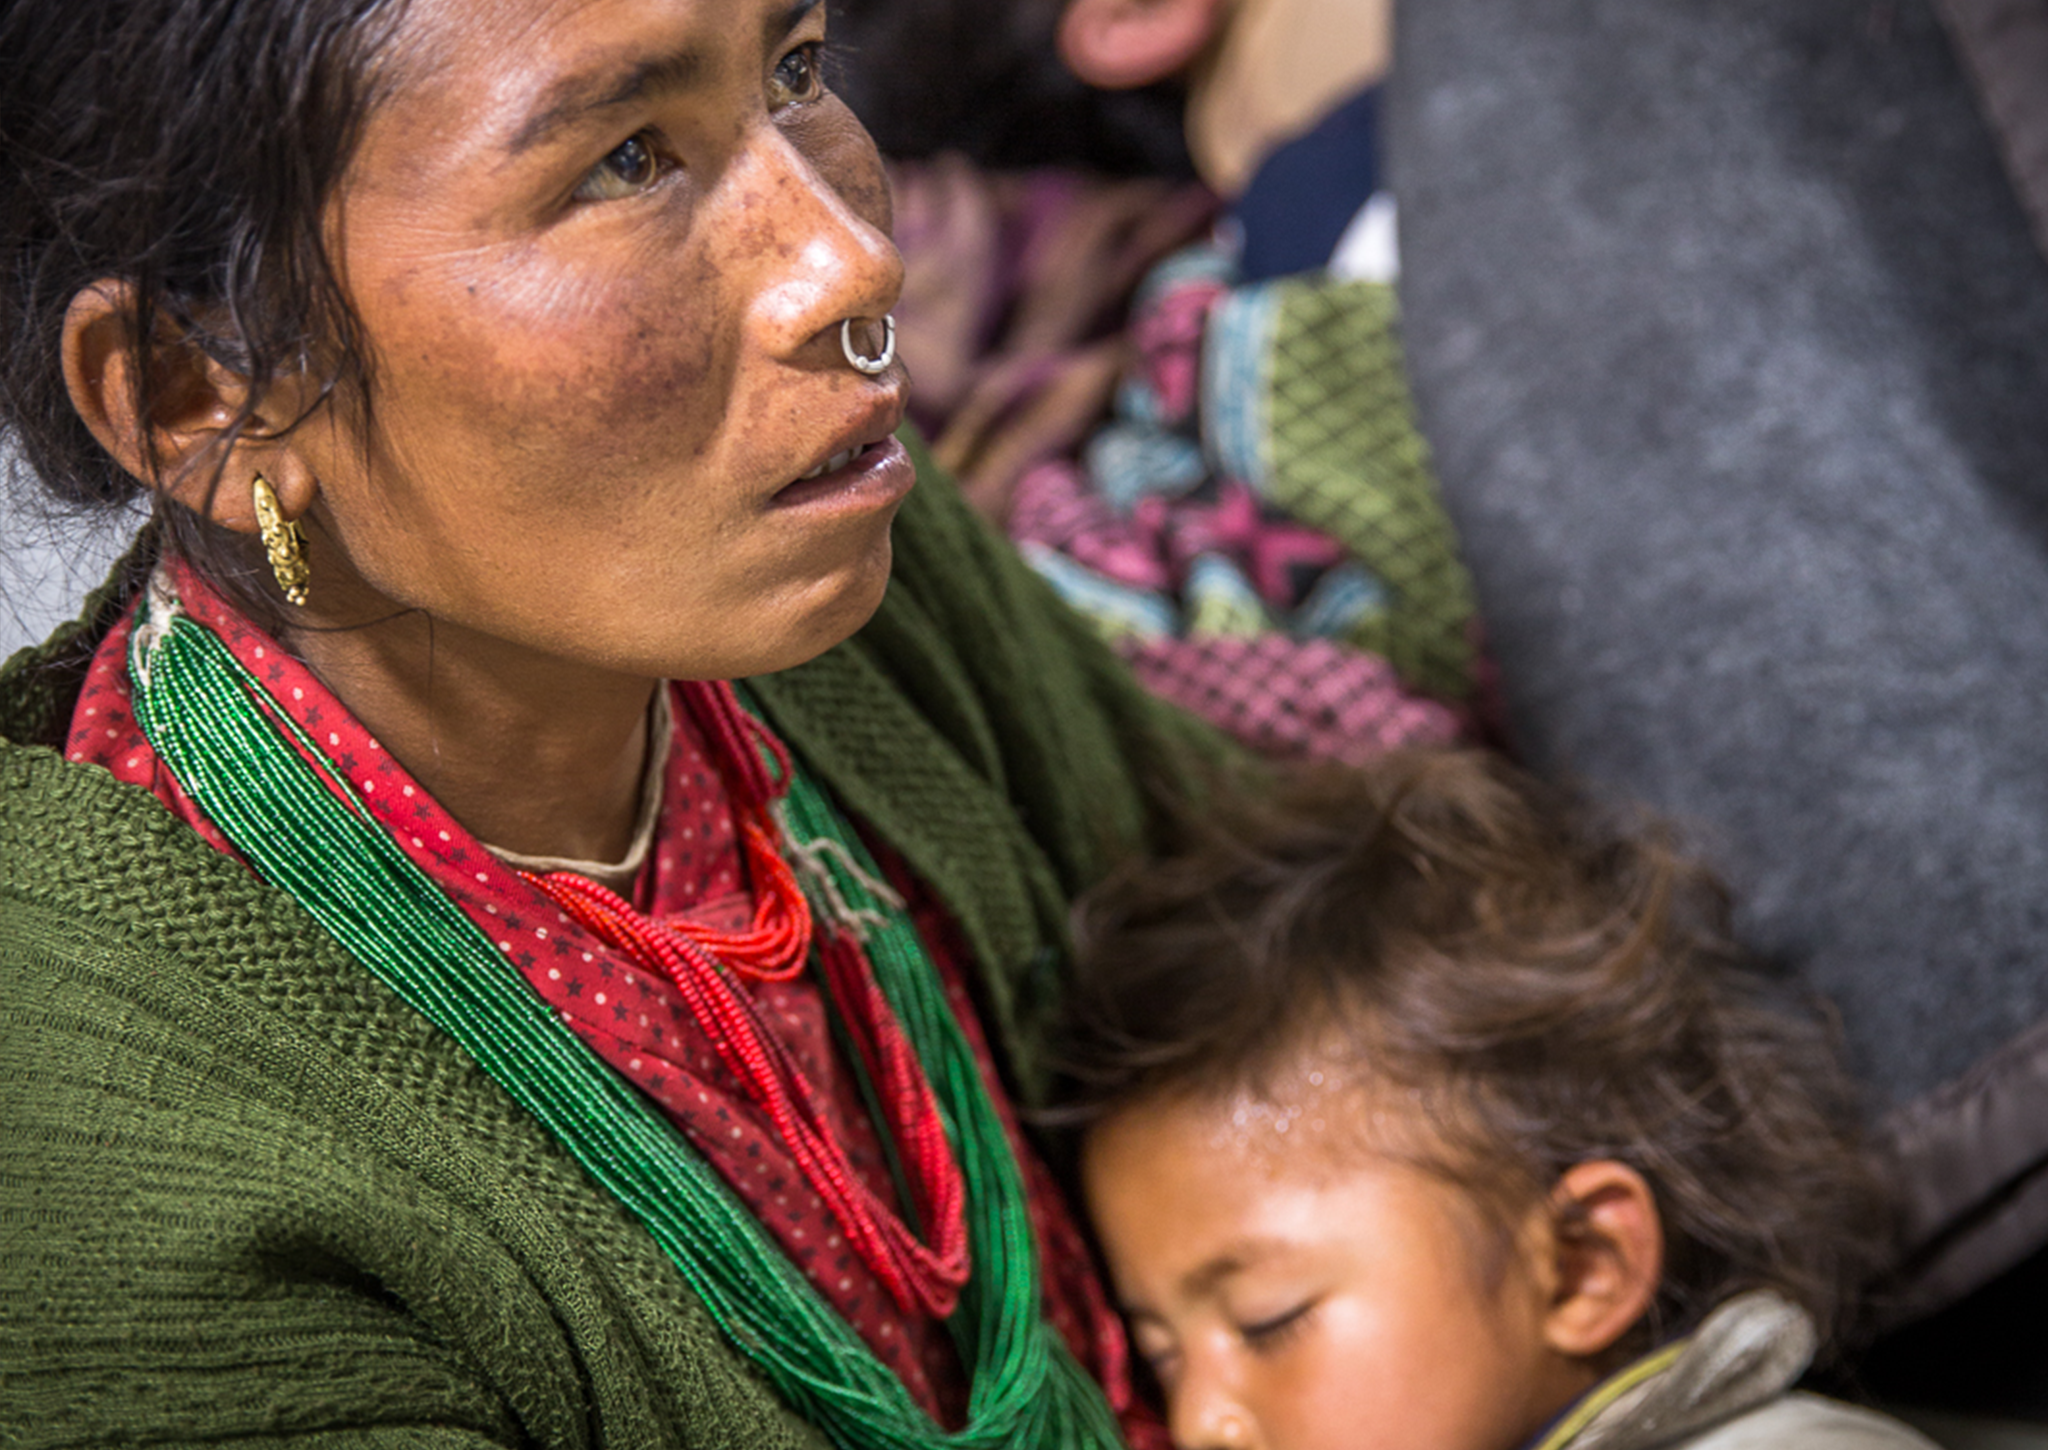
[507,0,826,157]
[510,48,710,155]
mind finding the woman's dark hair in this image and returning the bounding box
[0,0,408,627]
[1060,750,1892,1350]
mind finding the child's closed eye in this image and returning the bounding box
[1237,1300,1317,1352]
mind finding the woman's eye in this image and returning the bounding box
[770,43,825,106]
[575,134,662,203]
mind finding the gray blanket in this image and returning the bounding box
[1390,0,2048,1320]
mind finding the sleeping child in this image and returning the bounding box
[1058,752,1937,1450]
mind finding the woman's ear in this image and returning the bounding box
[1057,0,1231,89]
[1539,1160,1665,1361]
[60,278,315,535]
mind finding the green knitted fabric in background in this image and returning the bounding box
[0,435,1226,1447]
[1254,279,1477,700]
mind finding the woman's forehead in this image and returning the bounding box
[376,0,823,129]
[335,0,831,210]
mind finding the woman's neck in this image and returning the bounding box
[289,608,661,866]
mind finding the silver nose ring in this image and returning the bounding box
[841,315,896,375]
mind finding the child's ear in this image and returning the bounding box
[60,278,317,535]
[1057,0,1231,90]
[1538,1160,1664,1360]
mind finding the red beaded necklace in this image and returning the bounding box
[521,682,970,1319]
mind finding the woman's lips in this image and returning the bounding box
[769,435,915,512]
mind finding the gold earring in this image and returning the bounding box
[251,474,310,607]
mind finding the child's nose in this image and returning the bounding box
[1167,1379,1259,1450]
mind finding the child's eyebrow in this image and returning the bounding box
[1179,1238,1288,1299]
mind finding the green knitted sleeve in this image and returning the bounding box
[0,749,831,1450]
[873,429,1236,884]
[750,432,1241,1104]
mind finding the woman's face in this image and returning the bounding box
[290,0,911,681]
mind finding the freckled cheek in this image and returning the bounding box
[371,253,731,473]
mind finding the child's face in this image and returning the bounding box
[1082,1081,1592,1450]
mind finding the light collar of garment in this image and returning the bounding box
[481,685,674,894]
[1187,0,1392,195]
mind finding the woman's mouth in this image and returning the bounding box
[797,445,863,482]
[771,435,916,512]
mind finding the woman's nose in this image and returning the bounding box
[728,124,903,364]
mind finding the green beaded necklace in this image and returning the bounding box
[126,579,1126,1450]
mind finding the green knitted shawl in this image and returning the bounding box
[0,437,1224,1448]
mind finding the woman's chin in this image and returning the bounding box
[634,529,900,683]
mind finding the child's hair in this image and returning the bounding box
[1059,750,1892,1350]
